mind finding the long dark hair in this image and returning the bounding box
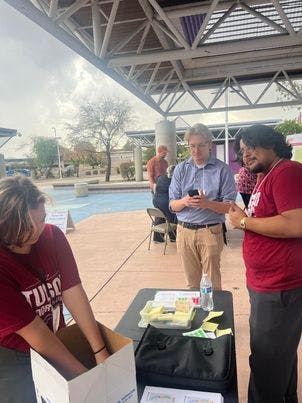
[234,125,292,160]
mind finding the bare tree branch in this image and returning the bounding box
[65,96,133,181]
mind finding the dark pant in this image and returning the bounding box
[153,217,176,242]
[0,346,37,403]
[248,287,302,403]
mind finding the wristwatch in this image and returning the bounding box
[240,217,247,230]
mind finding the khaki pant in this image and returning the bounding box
[176,223,224,290]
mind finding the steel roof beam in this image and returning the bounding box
[91,0,102,56]
[240,1,287,34]
[107,35,302,67]
[100,0,120,58]
[145,62,160,94]
[107,21,148,55]
[191,0,221,49]
[198,2,237,45]
[147,0,189,49]
[166,99,302,116]
[55,0,89,23]
[160,0,293,19]
[128,21,152,79]
[49,0,58,18]
[270,0,295,36]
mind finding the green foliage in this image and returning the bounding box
[275,120,302,136]
[32,137,58,169]
[177,145,190,161]
[143,147,155,164]
[122,139,135,151]
[119,162,135,181]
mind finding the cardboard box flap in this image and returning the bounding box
[56,323,132,369]
[32,322,138,403]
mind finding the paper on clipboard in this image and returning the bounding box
[141,386,224,403]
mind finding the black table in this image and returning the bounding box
[115,288,238,403]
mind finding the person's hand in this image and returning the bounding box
[95,347,110,365]
[183,194,195,207]
[228,202,247,228]
[184,190,209,209]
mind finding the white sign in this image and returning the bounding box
[46,210,75,234]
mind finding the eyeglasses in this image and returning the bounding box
[238,145,255,158]
[188,143,209,150]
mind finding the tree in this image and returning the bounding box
[32,137,59,178]
[177,144,190,162]
[275,120,302,136]
[66,97,133,182]
[276,80,302,113]
[143,147,155,165]
[122,139,135,151]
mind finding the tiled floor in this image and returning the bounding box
[66,210,302,403]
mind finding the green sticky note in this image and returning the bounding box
[183,328,208,338]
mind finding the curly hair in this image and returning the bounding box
[234,125,292,160]
[0,176,47,247]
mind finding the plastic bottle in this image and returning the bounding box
[200,273,213,311]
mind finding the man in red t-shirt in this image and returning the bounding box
[228,125,302,403]
[146,145,169,193]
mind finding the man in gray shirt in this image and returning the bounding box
[169,123,237,290]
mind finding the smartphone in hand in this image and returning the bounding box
[188,189,199,197]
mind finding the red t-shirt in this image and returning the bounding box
[147,156,168,187]
[0,224,81,352]
[243,159,302,292]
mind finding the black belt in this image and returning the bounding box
[178,221,220,230]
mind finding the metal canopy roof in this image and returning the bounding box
[4,0,302,116]
[125,118,281,146]
[0,127,17,149]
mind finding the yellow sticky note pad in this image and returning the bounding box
[216,328,233,337]
[201,322,219,332]
[203,311,224,322]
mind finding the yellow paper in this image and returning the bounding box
[203,311,224,322]
[148,306,164,316]
[201,322,219,332]
[216,328,233,337]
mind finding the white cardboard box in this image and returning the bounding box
[31,323,138,403]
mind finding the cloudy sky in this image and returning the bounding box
[0,1,298,158]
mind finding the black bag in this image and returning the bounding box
[135,325,235,393]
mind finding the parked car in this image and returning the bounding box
[6,168,31,177]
